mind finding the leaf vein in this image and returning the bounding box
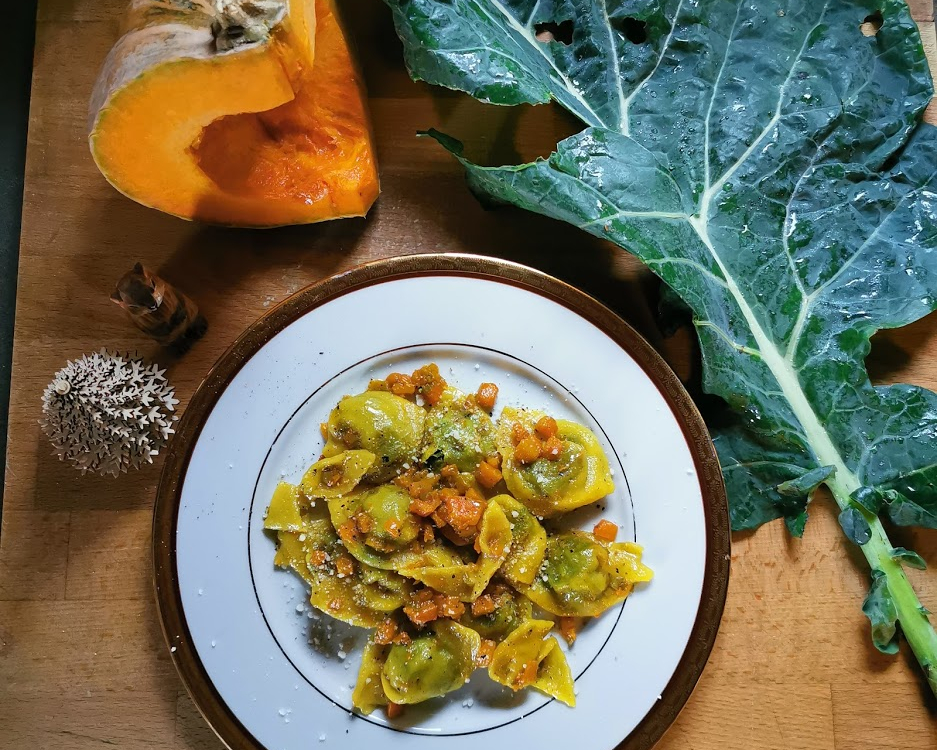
[621,0,686,136]
[483,0,606,128]
[701,0,832,211]
[702,0,746,195]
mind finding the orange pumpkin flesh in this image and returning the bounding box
[195,1,376,214]
[89,0,379,227]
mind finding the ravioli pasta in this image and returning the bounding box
[405,500,512,600]
[326,485,468,572]
[422,386,498,471]
[497,407,614,518]
[381,620,481,704]
[459,582,533,641]
[489,494,547,586]
[522,532,654,617]
[488,620,575,706]
[301,450,376,498]
[322,391,425,482]
[267,495,414,628]
[265,363,653,718]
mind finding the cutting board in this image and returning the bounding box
[2,1,937,748]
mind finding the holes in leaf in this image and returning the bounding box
[613,16,648,44]
[860,10,883,37]
[534,19,574,45]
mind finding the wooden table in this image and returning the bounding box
[3,1,937,748]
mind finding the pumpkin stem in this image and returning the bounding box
[211,0,286,51]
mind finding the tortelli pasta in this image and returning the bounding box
[497,407,616,518]
[264,363,653,717]
[421,386,498,471]
[522,532,653,617]
[322,391,426,482]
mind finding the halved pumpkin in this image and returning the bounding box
[89,0,379,227]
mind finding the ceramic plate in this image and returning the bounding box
[154,254,729,750]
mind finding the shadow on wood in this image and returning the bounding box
[867,310,937,386]
[31,430,162,512]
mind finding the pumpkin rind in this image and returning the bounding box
[89,0,379,227]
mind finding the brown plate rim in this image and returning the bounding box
[153,252,730,750]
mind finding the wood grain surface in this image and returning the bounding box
[3,1,937,748]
